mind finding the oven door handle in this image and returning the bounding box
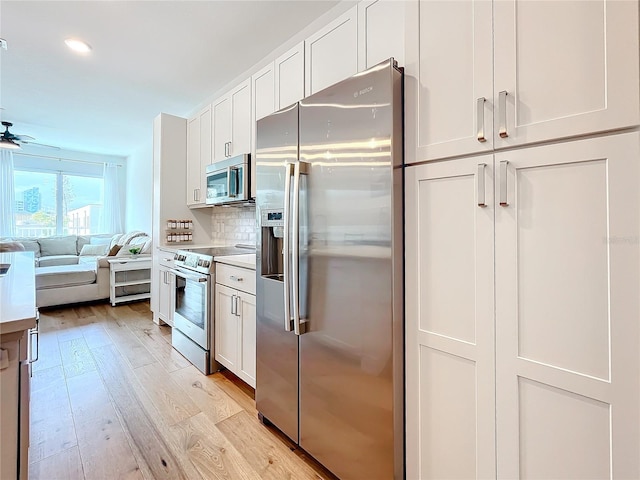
[169,268,208,283]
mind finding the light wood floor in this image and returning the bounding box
[29,301,337,480]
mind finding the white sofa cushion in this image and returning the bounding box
[78,256,110,268]
[36,264,97,290]
[38,255,80,267]
[38,235,77,256]
[79,244,108,256]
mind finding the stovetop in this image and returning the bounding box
[173,245,255,274]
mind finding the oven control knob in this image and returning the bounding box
[197,259,203,266]
[203,260,210,268]
[174,253,179,260]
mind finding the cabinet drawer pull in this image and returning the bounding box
[499,160,509,206]
[235,295,241,317]
[477,163,487,207]
[476,97,486,142]
[231,294,236,315]
[230,275,243,282]
[498,90,508,138]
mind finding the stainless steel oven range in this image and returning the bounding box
[170,246,254,374]
[170,249,215,374]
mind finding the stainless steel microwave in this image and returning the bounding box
[205,154,250,205]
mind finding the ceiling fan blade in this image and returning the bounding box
[15,134,35,141]
[20,140,60,150]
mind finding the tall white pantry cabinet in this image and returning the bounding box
[404,1,640,479]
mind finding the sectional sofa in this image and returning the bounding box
[0,231,151,308]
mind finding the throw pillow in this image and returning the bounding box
[107,245,122,256]
[38,236,77,256]
[109,234,123,250]
[79,244,108,256]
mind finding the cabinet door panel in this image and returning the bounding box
[305,6,358,95]
[158,268,174,327]
[405,156,495,479]
[494,0,639,147]
[275,42,304,110]
[230,79,251,156]
[238,294,256,388]
[199,106,212,196]
[215,284,238,369]
[405,0,493,164]
[252,65,275,199]
[357,0,405,71]
[495,133,640,478]
[212,96,231,162]
[186,117,200,205]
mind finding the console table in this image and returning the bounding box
[108,256,152,306]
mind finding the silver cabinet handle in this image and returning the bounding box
[231,294,236,315]
[498,90,508,138]
[29,314,39,365]
[282,163,294,332]
[477,97,486,142]
[230,275,243,282]
[235,295,241,317]
[499,160,509,206]
[224,142,228,157]
[228,141,232,157]
[477,163,487,207]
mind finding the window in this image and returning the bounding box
[14,166,104,237]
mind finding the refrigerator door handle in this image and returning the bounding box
[283,162,294,332]
[292,161,309,336]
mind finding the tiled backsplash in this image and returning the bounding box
[211,206,257,245]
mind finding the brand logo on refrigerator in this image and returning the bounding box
[353,86,373,98]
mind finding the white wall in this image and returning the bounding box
[125,141,153,234]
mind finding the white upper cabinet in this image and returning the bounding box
[251,63,276,198]
[405,0,493,164]
[305,6,358,95]
[186,105,211,206]
[212,95,231,162]
[493,0,639,148]
[186,116,200,206]
[275,42,305,110]
[405,0,639,164]
[212,78,252,163]
[357,0,406,71]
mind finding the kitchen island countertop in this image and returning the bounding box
[0,252,37,335]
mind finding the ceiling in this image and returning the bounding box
[0,0,342,158]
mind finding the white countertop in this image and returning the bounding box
[0,252,38,335]
[214,254,257,270]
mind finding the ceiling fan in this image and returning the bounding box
[0,121,58,150]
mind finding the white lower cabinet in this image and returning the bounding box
[157,265,174,327]
[214,264,256,388]
[405,132,640,479]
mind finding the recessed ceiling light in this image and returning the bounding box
[65,38,92,54]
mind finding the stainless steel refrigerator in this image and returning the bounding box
[255,58,404,480]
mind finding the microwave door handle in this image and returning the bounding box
[226,166,233,198]
[283,162,294,332]
[228,166,238,198]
